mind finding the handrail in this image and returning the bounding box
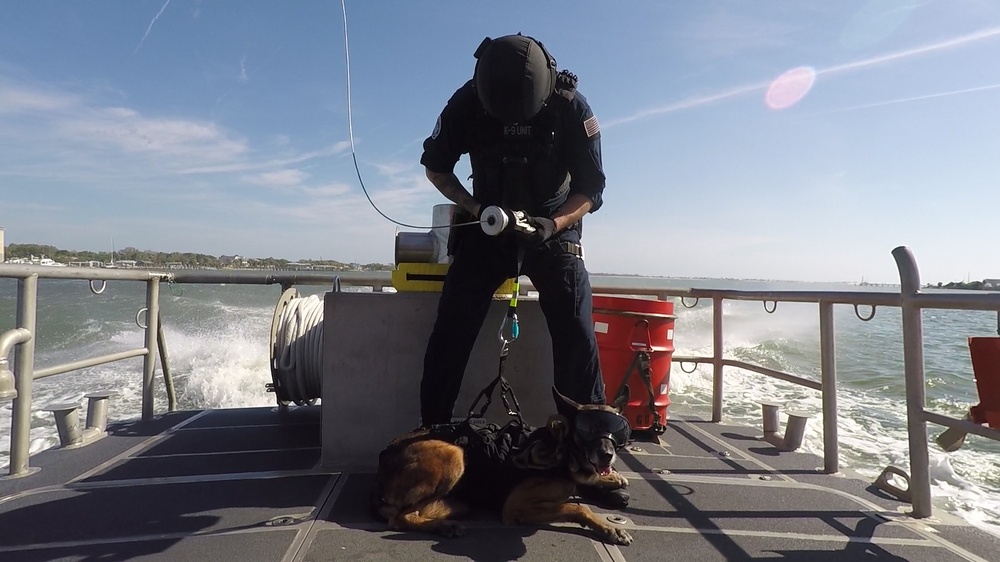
[0,264,351,478]
[33,349,148,379]
[6,274,38,477]
[0,264,387,286]
[3,250,999,522]
[891,246,1000,518]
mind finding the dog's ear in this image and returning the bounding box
[552,386,581,418]
[610,386,629,414]
[546,414,569,440]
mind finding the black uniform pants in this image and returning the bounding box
[420,227,605,426]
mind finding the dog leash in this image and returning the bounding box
[466,247,527,427]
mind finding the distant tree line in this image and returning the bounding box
[3,243,393,271]
[931,280,987,290]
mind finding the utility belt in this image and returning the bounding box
[556,219,584,258]
[559,240,584,258]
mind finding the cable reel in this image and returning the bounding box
[268,287,322,407]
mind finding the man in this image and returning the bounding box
[419,34,626,508]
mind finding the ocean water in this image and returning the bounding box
[0,276,998,536]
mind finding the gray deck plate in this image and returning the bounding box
[10,530,298,562]
[2,406,998,561]
[0,475,333,545]
[303,527,608,562]
[137,423,322,455]
[83,447,321,481]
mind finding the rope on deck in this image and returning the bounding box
[271,292,324,404]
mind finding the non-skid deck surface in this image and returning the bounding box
[1,406,997,561]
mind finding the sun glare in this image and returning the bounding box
[765,66,817,110]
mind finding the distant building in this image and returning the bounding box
[0,226,5,263]
[219,254,249,268]
[8,255,68,267]
[984,279,1000,289]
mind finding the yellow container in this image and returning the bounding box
[391,263,449,292]
[392,263,516,296]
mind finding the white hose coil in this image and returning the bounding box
[273,294,325,402]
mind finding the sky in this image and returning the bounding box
[2,1,1000,284]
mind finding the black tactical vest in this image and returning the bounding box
[467,72,578,216]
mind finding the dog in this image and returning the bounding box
[371,387,633,545]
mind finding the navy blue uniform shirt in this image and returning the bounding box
[421,79,606,216]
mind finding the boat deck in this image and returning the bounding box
[1,406,996,561]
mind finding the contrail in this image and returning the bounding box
[607,25,1000,127]
[819,25,1000,77]
[817,82,1000,114]
[604,81,767,128]
[134,0,172,55]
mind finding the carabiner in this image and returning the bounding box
[498,313,519,344]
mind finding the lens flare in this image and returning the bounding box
[765,66,817,110]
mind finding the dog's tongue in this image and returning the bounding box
[599,466,613,476]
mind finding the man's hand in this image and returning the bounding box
[513,213,557,245]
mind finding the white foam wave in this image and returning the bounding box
[668,303,1000,537]
[0,307,277,470]
[167,325,274,409]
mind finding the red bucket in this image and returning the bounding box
[593,296,675,433]
[969,337,1000,429]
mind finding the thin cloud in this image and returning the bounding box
[134,0,172,55]
[59,106,248,162]
[301,183,352,197]
[0,86,76,113]
[178,142,352,175]
[607,25,1000,127]
[0,81,264,187]
[256,191,374,223]
[243,169,310,188]
[0,200,67,213]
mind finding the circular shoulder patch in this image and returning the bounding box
[431,115,442,139]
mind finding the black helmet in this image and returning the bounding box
[473,34,557,124]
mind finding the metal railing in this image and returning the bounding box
[0,265,355,478]
[594,247,1000,519]
[595,278,903,479]
[891,246,1000,517]
[2,247,999,520]
[595,246,1000,519]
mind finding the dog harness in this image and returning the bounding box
[419,417,568,508]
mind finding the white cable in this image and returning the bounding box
[275,295,325,402]
[339,0,480,232]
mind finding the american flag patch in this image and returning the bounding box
[583,115,600,138]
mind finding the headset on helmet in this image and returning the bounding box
[473,34,557,124]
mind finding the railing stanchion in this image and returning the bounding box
[157,312,176,412]
[819,300,839,474]
[142,278,161,421]
[712,295,724,423]
[893,246,932,518]
[9,274,39,477]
